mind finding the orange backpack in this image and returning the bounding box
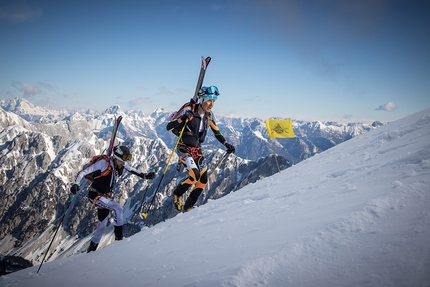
[84,155,113,181]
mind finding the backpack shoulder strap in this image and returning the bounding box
[86,155,113,180]
[100,155,113,177]
[169,102,194,121]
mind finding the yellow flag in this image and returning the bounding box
[265,119,295,139]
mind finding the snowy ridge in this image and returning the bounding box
[1,108,429,286]
[1,98,383,163]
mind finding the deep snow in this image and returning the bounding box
[1,108,430,287]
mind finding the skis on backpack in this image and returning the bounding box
[168,56,212,122]
[107,115,123,156]
[192,56,211,103]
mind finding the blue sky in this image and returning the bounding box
[1,0,429,122]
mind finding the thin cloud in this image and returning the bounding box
[176,87,188,94]
[12,82,41,98]
[242,0,387,92]
[375,102,397,112]
[38,80,56,92]
[156,86,174,96]
[36,97,57,109]
[211,4,222,11]
[127,97,152,108]
[0,3,42,23]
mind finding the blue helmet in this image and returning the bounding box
[199,86,219,101]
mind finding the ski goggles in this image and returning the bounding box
[114,153,132,162]
[205,86,219,95]
[200,86,219,101]
[121,154,132,161]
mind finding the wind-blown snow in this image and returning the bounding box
[1,109,430,286]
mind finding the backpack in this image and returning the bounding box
[84,154,113,181]
[167,102,213,136]
[167,102,194,136]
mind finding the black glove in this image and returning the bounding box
[180,110,193,122]
[70,184,79,194]
[225,142,235,154]
[145,171,156,180]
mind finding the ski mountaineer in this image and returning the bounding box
[70,146,156,253]
[166,86,235,212]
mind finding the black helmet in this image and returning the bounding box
[113,146,132,162]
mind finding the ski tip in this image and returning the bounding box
[140,213,148,219]
[204,57,211,67]
[201,56,211,69]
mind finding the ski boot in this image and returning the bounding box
[183,197,195,213]
[114,225,123,241]
[173,194,184,211]
[87,241,98,253]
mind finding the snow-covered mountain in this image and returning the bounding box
[1,105,429,286]
[0,98,382,269]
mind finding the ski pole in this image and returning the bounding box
[138,170,155,209]
[135,171,155,220]
[141,120,188,218]
[37,193,75,273]
[208,152,229,178]
[127,180,152,235]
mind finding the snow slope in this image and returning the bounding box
[1,108,430,286]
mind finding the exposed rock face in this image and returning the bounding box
[0,98,383,265]
[0,255,33,275]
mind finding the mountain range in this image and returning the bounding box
[0,98,384,270]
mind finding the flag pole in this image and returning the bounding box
[269,138,281,173]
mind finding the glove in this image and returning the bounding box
[180,110,193,122]
[145,171,156,180]
[225,142,235,154]
[70,184,80,194]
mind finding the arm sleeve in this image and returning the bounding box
[166,106,191,131]
[123,162,146,178]
[166,119,183,131]
[209,118,227,144]
[72,160,109,185]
